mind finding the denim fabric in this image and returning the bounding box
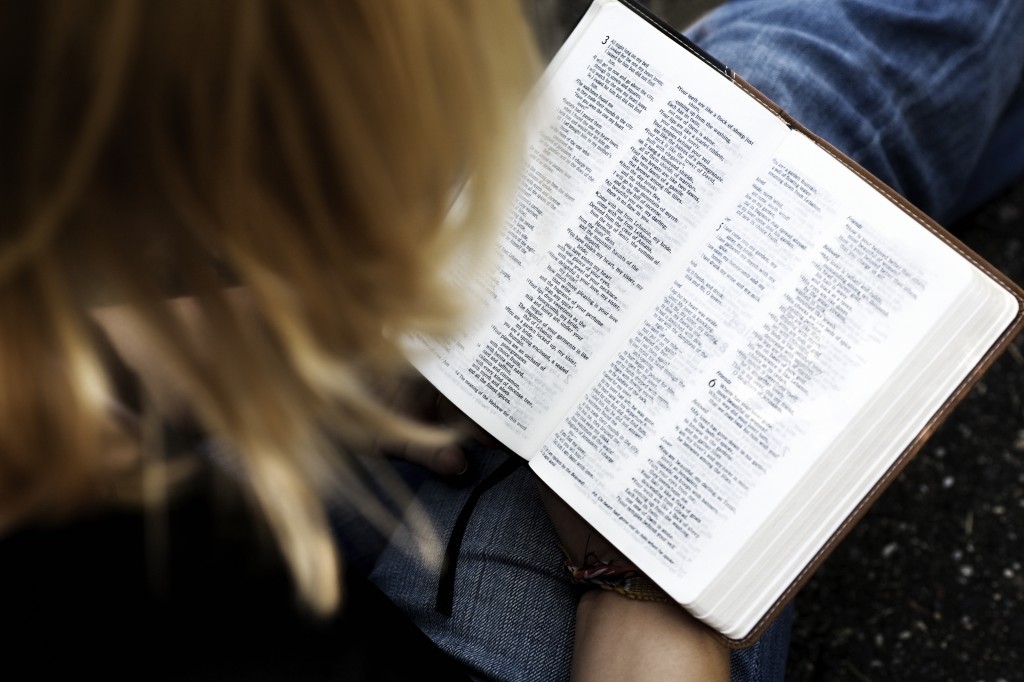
[685,0,1024,226]
[364,448,577,682]
[336,2,1024,680]
[957,80,1024,220]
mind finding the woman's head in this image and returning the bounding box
[0,0,537,612]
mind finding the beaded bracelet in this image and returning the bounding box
[562,550,673,603]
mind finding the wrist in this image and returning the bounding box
[572,591,729,682]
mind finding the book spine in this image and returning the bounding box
[617,0,732,80]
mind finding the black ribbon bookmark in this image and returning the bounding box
[435,454,525,617]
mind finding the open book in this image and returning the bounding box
[407,0,1024,646]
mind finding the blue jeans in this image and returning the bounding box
[338,2,1024,680]
[687,0,1024,226]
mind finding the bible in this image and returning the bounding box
[407,0,1024,646]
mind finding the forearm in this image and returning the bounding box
[571,590,729,682]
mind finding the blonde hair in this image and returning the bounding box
[0,0,537,614]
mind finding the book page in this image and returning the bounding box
[410,1,786,456]
[531,132,979,604]
[686,156,1021,639]
[695,276,1018,638]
